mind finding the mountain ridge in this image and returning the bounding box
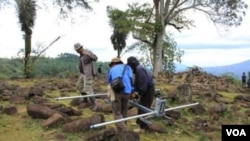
[176,59,250,78]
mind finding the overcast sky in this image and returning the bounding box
[0,0,249,67]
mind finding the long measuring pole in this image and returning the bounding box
[55,93,108,101]
[164,102,199,112]
[90,102,199,129]
[90,111,156,129]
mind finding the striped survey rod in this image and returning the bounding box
[90,102,199,129]
[55,93,108,101]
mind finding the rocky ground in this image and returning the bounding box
[0,71,250,141]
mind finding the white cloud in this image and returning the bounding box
[181,48,250,67]
[172,1,250,67]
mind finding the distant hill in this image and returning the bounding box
[176,60,250,79]
[202,60,250,78]
[175,63,189,72]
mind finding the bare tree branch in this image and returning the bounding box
[132,33,152,46]
[32,36,61,63]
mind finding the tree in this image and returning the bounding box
[108,0,248,77]
[0,0,97,78]
[162,33,184,72]
[151,0,248,77]
[108,3,184,74]
[123,32,184,73]
[108,7,130,58]
[15,0,37,78]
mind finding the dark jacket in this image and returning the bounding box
[127,57,154,95]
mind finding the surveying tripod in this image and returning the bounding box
[55,91,199,129]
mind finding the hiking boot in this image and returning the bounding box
[91,105,98,111]
[82,98,88,103]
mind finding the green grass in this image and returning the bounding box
[0,109,44,141]
[1,77,249,141]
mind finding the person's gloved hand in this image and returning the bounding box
[130,91,139,100]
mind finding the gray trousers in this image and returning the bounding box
[111,93,130,131]
[76,74,96,106]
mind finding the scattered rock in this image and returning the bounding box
[27,103,66,119]
[62,114,105,133]
[109,131,140,141]
[84,127,116,141]
[3,105,17,115]
[41,113,65,128]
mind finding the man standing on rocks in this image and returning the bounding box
[74,42,98,111]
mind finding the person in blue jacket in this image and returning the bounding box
[107,57,134,131]
[127,56,155,130]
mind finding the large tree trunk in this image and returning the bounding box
[24,34,32,78]
[118,47,121,58]
[153,31,164,77]
[152,0,165,77]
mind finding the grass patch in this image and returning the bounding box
[217,91,240,103]
[1,77,248,141]
[0,113,44,141]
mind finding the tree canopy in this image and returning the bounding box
[108,7,130,58]
[107,0,248,77]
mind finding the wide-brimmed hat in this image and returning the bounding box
[74,43,83,51]
[109,57,123,66]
